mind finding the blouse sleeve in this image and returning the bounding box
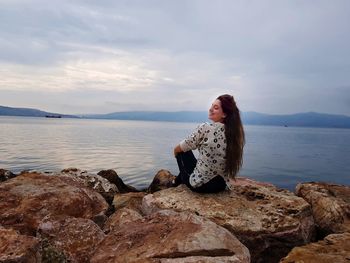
[179,123,207,152]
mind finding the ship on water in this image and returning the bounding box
[45,115,62,118]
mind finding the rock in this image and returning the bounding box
[296,182,350,235]
[231,176,275,187]
[142,178,315,263]
[280,232,350,263]
[104,192,146,234]
[59,168,119,204]
[103,208,143,234]
[97,169,139,193]
[113,192,147,212]
[91,210,250,263]
[37,216,106,263]
[40,238,68,263]
[0,226,40,263]
[147,169,176,193]
[92,212,108,229]
[0,168,17,182]
[158,257,249,263]
[0,172,109,235]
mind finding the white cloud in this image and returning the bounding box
[0,0,349,115]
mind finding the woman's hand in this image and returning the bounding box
[173,144,182,157]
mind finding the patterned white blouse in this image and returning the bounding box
[179,122,228,188]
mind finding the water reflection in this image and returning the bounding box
[0,117,194,188]
[1,116,349,190]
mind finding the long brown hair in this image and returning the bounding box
[217,94,245,179]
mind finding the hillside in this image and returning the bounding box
[1,105,350,128]
[242,111,350,128]
[0,106,77,118]
[84,111,350,128]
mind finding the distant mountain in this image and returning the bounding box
[1,105,349,128]
[242,111,350,128]
[0,106,78,118]
[84,110,350,128]
[83,111,208,123]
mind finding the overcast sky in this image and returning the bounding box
[0,0,349,115]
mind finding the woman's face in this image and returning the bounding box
[208,99,226,123]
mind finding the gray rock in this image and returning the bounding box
[59,168,119,204]
[0,168,16,182]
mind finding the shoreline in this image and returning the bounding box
[1,168,349,262]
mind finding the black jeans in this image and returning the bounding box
[175,151,226,193]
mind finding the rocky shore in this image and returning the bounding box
[0,168,349,263]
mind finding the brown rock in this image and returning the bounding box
[97,169,139,193]
[142,178,315,263]
[0,226,40,263]
[113,192,146,212]
[296,182,350,235]
[39,238,68,262]
[0,172,109,235]
[37,216,106,263]
[280,232,350,263]
[147,169,176,193]
[59,168,119,204]
[130,257,251,263]
[103,207,143,233]
[159,257,249,263]
[0,168,17,182]
[231,176,275,187]
[91,210,250,263]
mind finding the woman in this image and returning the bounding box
[173,94,245,193]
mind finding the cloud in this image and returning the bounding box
[0,0,349,115]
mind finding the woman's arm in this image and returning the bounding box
[173,144,183,157]
[174,123,207,157]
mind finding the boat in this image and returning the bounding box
[45,115,62,118]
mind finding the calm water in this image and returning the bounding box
[0,116,349,190]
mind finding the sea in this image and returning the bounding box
[0,116,349,191]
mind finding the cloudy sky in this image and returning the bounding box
[0,0,349,115]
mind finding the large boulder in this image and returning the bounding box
[0,168,17,182]
[0,172,109,235]
[296,182,350,235]
[147,169,176,193]
[104,192,147,234]
[0,227,40,263]
[113,192,147,212]
[97,169,139,193]
[59,168,119,204]
[280,232,350,263]
[142,178,315,263]
[37,216,106,263]
[91,209,250,263]
[103,207,143,234]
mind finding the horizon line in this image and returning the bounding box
[1,104,350,118]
